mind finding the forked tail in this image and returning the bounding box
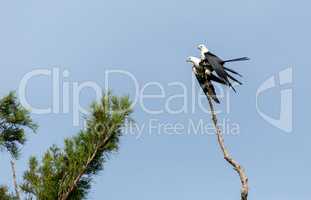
[223,57,250,63]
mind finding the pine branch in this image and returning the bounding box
[56,95,132,200]
[0,185,17,200]
[0,92,37,159]
[206,85,249,200]
[58,131,115,200]
[20,93,132,200]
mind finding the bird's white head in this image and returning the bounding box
[186,56,193,63]
[197,44,209,53]
[186,56,200,66]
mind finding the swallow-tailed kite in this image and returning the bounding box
[187,56,225,103]
[197,44,249,92]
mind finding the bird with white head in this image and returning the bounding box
[186,55,227,103]
[196,43,250,92]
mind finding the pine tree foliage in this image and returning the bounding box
[0,92,38,159]
[21,93,133,200]
[0,186,18,200]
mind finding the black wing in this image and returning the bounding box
[207,82,220,103]
[226,72,242,85]
[205,51,224,63]
[210,73,226,85]
[204,52,229,84]
[193,68,220,104]
[224,67,243,77]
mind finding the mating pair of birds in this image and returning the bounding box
[187,44,250,103]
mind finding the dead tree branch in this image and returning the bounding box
[206,86,249,200]
[10,159,20,200]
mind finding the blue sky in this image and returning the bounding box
[0,0,310,199]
